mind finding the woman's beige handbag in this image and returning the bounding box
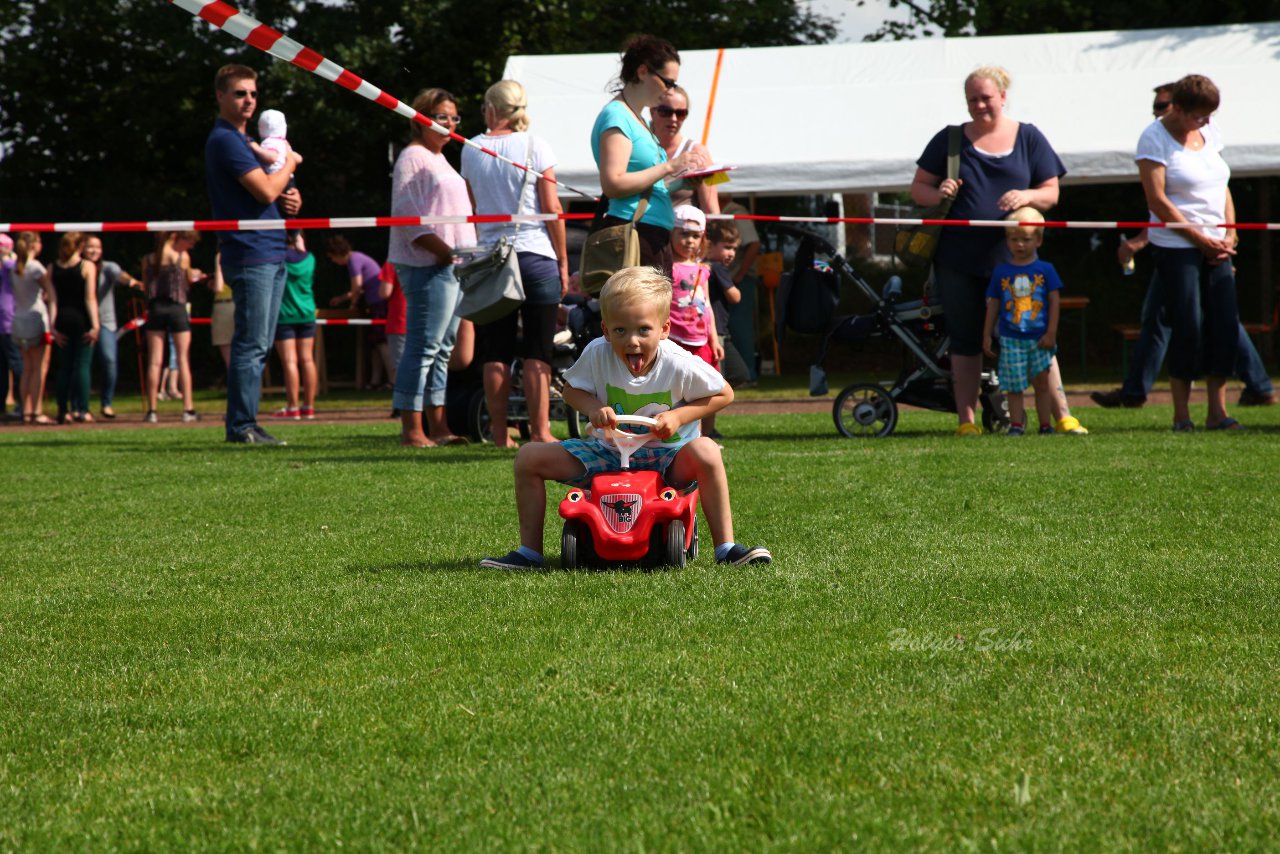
[579,188,651,295]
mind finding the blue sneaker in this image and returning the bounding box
[716,544,773,566]
[480,550,545,570]
[1007,425,1025,436]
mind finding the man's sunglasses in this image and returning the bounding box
[1152,100,1171,114]
[232,89,258,99]
[654,106,689,120]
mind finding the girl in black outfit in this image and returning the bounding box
[51,232,99,423]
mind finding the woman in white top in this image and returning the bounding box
[9,232,57,424]
[651,86,719,214]
[461,80,568,446]
[1137,74,1240,431]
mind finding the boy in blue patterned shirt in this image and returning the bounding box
[982,208,1062,436]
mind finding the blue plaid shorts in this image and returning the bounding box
[998,336,1055,393]
[560,438,685,488]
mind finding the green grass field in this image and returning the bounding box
[3,405,1279,849]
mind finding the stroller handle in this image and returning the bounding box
[772,224,838,257]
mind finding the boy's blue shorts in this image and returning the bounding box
[560,438,685,488]
[998,336,1055,393]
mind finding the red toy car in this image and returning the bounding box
[558,415,700,569]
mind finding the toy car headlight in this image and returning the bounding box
[567,490,584,502]
[660,488,677,501]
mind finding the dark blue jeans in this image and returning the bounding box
[1122,269,1272,398]
[1152,247,1238,381]
[55,335,93,415]
[0,333,21,412]
[224,261,286,438]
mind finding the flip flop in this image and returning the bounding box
[1172,420,1195,433]
[431,434,471,446]
[1205,417,1243,431]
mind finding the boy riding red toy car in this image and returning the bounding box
[558,415,699,568]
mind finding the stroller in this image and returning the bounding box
[775,226,1008,438]
[466,294,601,443]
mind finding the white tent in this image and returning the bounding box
[502,22,1280,198]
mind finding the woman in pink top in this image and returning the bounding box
[387,87,476,447]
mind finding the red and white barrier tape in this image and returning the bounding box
[120,315,386,333]
[4,212,1276,234]
[0,213,594,234]
[168,0,597,199]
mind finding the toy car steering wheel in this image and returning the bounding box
[597,414,660,470]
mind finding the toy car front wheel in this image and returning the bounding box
[665,520,687,568]
[687,524,698,561]
[833,383,898,438]
[561,519,595,569]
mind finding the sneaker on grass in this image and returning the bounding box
[716,544,773,566]
[480,550,545,570]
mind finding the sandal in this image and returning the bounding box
[1205,417,1243,431]
[430,434,471,446]
[954,423,982,437]
[1172,420,1195,433]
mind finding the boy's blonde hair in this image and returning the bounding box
[1005,206,1045,235]
[599,266,672,324]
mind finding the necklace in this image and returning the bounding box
[618,94,661,146]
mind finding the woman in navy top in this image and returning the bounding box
[911,66,1066,434]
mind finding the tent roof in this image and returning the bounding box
[502,22,1280,197]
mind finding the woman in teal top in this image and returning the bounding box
[272,230,319,419]
[590,35,708,274]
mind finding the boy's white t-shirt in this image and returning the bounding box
[563,337,725,449]
[1136,119,1230,248]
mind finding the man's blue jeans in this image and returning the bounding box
[224,261,286,438]
[1123,269,1272,398]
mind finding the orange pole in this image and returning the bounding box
[700,48,725,147]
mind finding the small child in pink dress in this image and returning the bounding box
[249,109,301,175]
[667,205,723,369]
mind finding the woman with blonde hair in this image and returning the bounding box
[461,79,569,446]
[141,230,205,423]
[9,232,57,424]
[651,84,719,214]
[910,65,1071,435]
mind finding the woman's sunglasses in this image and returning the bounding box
[654,106,689,120]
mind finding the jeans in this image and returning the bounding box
[224,261,286,438]
[95,326,118,408]
[1152,247,1238,381]
[393,263,460,411]
[55,336,93,415]
[0,333,21,412]
[1122,269,1273,397]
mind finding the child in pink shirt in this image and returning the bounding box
[667,205,722,369]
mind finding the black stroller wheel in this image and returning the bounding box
[833,383,898,438]
[467,388,490,444]
[980,391,1011,435]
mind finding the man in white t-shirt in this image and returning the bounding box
[481,267,772,570]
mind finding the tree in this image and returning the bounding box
[0,0,836,230]
[859,0,1276,41]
